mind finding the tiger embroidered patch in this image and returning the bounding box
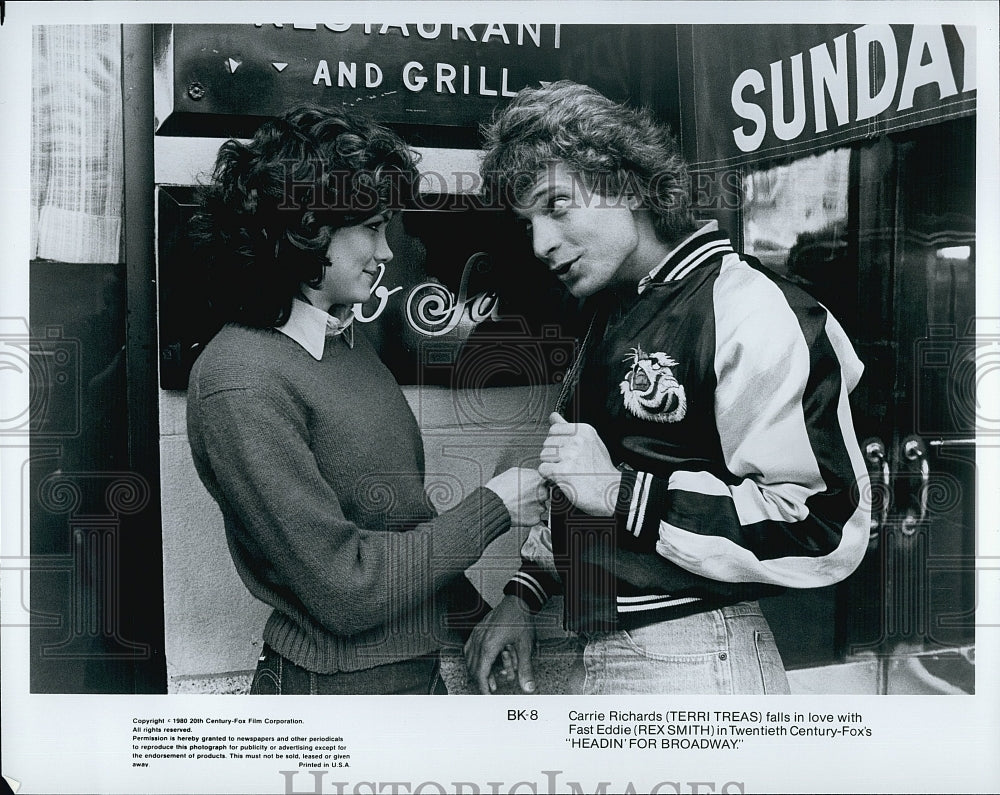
[619,346,687,423]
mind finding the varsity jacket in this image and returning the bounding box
[504,222,871,633]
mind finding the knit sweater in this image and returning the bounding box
[186,322,511,673]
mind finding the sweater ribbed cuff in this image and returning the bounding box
[615,469,668,553]
[471,485,514,548]
[430,485,512,562]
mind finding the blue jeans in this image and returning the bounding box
[249,645,447,695]
[567,602,790,695]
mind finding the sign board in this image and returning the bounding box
[678,24,976,172]
[154,23,680,143]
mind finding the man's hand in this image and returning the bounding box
[464,595,537,694]
[538,413,621,516]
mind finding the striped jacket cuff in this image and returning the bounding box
[503,561,561,614]
[615,469,669,553]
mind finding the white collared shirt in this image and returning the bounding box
[275,298,355,361]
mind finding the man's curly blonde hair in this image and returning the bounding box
[480,80,696,244]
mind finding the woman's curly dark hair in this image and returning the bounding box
[480,81,695,243]
[191,105,420,328]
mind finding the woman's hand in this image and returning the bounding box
[485,467,547,527]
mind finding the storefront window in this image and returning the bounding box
[29,25,161,693]
[744,119,976,682]
[742,147,851,275]
[31,25,123,264]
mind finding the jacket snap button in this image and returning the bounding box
[718,652,728,660]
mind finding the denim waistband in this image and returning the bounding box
[613,599,761,633]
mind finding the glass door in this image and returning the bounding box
[742,118,976,691]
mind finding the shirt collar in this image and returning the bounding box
[275,298,355,361]
[637,220,735,294]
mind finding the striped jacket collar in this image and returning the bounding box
[636,220,735,295]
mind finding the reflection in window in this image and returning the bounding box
[743,148,851,274]
[936,246,971,261]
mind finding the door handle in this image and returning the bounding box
[863,437,890,542]
[901,435,929,536]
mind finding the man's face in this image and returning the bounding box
[512,162,640,298]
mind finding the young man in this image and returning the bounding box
[465,81,871,695]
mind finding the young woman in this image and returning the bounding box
[186,106,542,695]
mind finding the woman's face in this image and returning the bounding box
[314,213,394,309]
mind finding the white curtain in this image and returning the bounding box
[31,25,123,264]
